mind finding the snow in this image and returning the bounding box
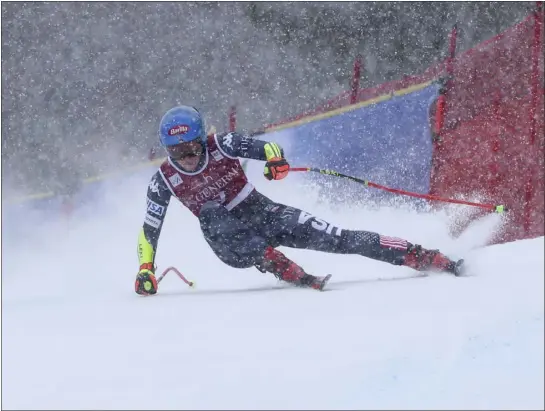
[2,163,544,410]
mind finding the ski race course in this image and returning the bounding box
[3,162,544,410]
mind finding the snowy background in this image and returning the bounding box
[2,3,543,409]
[1,2,535,196]
[2,163,544,410]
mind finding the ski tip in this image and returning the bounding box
[453,259,465,277]
[320,274,333,291]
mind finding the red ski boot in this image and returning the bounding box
[403,244,463,275]
[258,246,332,290]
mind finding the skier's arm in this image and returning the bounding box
[135,172,172,295]
[217,132,285,162]
[217,132,289,180]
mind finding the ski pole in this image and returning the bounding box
[290,167,508,213]
[157,266,195,287]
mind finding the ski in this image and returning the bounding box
[311,274,333,291]
[452,259,466,276]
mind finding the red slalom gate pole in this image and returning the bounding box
[434,24,458,137]
[228,105,236,132]
[290,167,508,213]
[350,55,362,105]
[157,266,194,287]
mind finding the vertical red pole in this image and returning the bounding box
[524,1,544,235]
[434,24,458,136]
[434,97,446,137]
[229,105,236,132]
[350,55,362,105]
[446,24,458,81]
[491,91,502,191]
[529,2,543,147]
[430,24,458,198]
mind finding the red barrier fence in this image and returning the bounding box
[430,5,544,244]
[233,4,544,245]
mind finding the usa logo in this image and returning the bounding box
[147,199,165,216]
[168,124,190,136]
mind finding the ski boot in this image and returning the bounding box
[256,246,332,291]
[403,244,464,276]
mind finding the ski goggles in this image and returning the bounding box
[166,140,204,160]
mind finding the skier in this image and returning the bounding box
[135,105,462,295]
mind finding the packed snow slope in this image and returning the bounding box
[2,160,544,410]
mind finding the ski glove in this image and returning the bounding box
[264,157,290,180]
[135,263,158,296]
[263,142,289,181]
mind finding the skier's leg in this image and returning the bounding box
[198,201,328,288]
[198,201,267,269]
[256,203,458,274]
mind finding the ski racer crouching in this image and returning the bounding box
[135,105,462,295]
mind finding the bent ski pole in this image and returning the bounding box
[290,167,507,213]
[157,266,195,287]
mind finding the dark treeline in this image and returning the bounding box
[1,2,534,195]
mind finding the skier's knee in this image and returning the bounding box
[217,252,258,269]
[211,237,268,269]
